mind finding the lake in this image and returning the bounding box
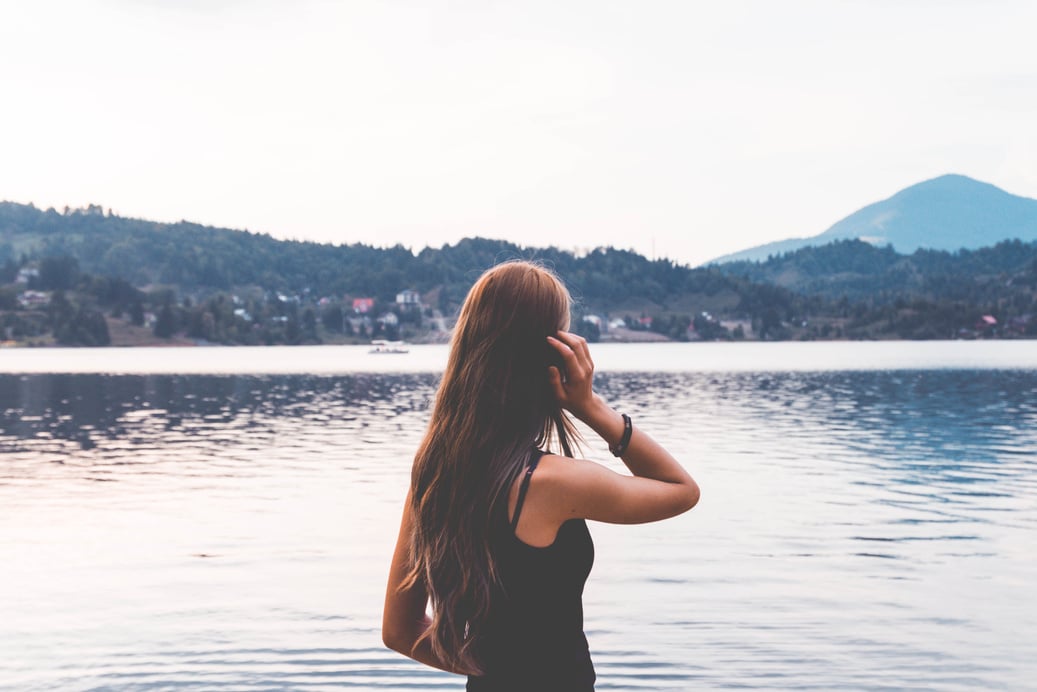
[1,342,1035,690]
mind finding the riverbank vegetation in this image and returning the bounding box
[1,202,1035,346]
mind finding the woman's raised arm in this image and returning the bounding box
[543,332,700,524]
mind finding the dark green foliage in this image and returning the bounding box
[2,200,1036,344]
[652,314,694,341]
[0,203,743,311]
[129,300,145,326]
[301,308,318,343]
[0,287,17,311]
[572,318,601,343]
[692,313,728,341]
[719,238,1037,304]
[47,290,110,346]
[1,258,17,283]
[56,307,110,346]
[37,255,80,291]
[1,310,48,339]
[321,304,345,333]
[154,303,176,338]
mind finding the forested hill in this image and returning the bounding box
[3,201,1036,345]
[716,238,1037,303]
[0,201,740,312]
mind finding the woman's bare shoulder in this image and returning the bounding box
[531,453,622,507]
[537,452,612,479]
[534,452,698,525]
[534,452,597,484]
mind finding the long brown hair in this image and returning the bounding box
[402,260,581,674]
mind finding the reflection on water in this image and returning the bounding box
[1,367,1035,690]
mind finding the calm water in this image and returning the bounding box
[1,343,1035,690]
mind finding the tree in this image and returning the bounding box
[38,256,81,291]
[154,303,176,338]
[301,308,319,343]
[0,258,17,283]
[129,300,145,326]
[48,290,74,327]
[321,304,344,333]
[572,317,600,343]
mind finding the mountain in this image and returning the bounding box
[709,174,1037,264]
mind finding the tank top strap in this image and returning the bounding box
[509,449,544,533]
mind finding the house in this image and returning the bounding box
[17,290,50,308]
[582,314,602,327]
[348,316,371,334]
[353,298,375,314]
[1007,314,1032,336]
[975,315,998,333]
[395,289,422,307]
[15,268,39,285]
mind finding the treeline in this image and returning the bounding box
[717,238,1037,303]
[2,201,1036,345]
[0,255,140,346]
[0,202,745,312]
[1,255,407,346]
[712,238,1037,339]
[1,248,728,345]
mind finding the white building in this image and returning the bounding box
[15,268,39,285]
[395,289,422,307]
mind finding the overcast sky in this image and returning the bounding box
[2,0,1035,266]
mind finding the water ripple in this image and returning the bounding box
[1,367,1035,689]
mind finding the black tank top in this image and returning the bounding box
[466,449,596,692]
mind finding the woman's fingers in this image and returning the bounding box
[555,330,590,356]
[547,335,579,369]
[548,331,596,397]
[552,331,593,374]
[547,332,599,419]
[547,335,583,381]
[553,330,583,349]
[547,365,566,401]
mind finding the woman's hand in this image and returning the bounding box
[547,331,599,422]
[542,331,699,524]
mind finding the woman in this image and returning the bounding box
[383,261,699,690]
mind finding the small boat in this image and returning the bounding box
[369,339,409,354]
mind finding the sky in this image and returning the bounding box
[2,0,1036,267]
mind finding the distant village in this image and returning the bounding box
[2,257,758,347]
[1,255,1028,347]
[4,263,454,346]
